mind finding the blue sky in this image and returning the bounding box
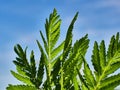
[0,0,120,89]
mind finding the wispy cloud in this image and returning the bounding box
[98,0,120,8]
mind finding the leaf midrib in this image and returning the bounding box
[94,58,114,90]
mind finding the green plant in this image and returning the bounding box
[78,33,120,90]
[6,9,120,90]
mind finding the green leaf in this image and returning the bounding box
[63,34,89,73]
[99,40,106,72]
[11,71,33,85]
[114,32,120,51]
[16,66,26,76]
[36,40,48,66]
[72,75,79,90]
[62,34,89,89]
[13,44,30,70]
[51,54,62,68]
[30,51,36,79]
[91,41,101,78]
[62,12,79,60]
[51,41,64,60]
[105,51,120,75]
[14,44,24,58]
[83,56,96,89]
[99,74,120,90]
[77,68,88,88]
[92,33,120,90]
[6,85,37,90]
[41,9,62,90]
[51,58,61,85]
[45,8,61,51]
[107,35,115,60]
[82,84,89,90]
[40,31,48,54]
[36,51,45,88]
[105,62,120,75]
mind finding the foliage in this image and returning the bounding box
[77,33,120,90]
[6,9,120,90]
